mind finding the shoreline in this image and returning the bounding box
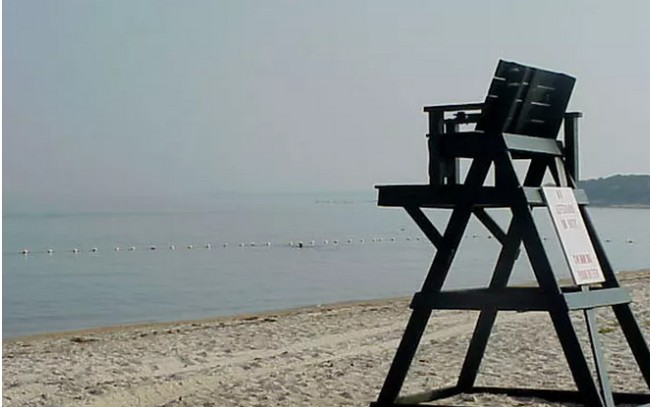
[6,267,649,344]
[4,268,650,407]
[2,296,412,344]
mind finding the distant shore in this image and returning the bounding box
[590,204,650,209]
[4,268,650,407]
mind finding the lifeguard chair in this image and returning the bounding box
[371,60,650,406]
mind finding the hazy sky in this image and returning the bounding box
[4,1,650,209]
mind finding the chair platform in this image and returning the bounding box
[376,185,589,209]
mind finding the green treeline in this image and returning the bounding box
[578,174,650,206]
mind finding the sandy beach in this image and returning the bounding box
[4,270,650,407]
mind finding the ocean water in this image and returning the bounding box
[3,193,650,338]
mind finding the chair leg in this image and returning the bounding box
[376,208,474,404]
[375,308,433,405]
[457,223,522,390]
[581,207,650,389]
[374,159,494,405]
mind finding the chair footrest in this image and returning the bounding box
[410,287,631,311]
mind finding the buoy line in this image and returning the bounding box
[9,235,646,256]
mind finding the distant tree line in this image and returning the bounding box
[578,174,650,206]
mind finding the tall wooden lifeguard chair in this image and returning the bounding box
[371,60,650,406]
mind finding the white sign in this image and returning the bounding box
[542,187,605,285]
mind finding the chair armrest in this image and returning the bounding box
[425,103,485,127]
[423,102,484,113]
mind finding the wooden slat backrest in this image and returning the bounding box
[476,60,576,138]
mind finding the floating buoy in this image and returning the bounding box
[472,234,478,238]
[91,247,98,253]
[205,244,211,249]
[605,239,612,243]
[378,237,383,242]
[390,237,395,241]
[323,240,329,245]
[22,249,29,255]
[627,239,634,244]
[359,239,365,243]
[298,242,304,248]
[150,246,156,250]
[347,239,352,244]
[187,245,193,249]
[265,242,271,247]
[169,245,175,250]
[47,249,54,254]
[487,236,492,239]
[406,237,411,241]
[128,246,135,251]
[415,237,421,241]
[239,243,245,247]
[73,248,80,253]
[223,243,228,248]
[114,247,120,251]
[333,240,338,244]
[310,240,315,246]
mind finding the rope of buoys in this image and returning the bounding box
[12,234,645,256]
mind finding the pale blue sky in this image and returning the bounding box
[4,1,650,209]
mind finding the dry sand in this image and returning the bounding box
[4,270,650,407]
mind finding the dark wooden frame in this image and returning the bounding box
[370,61,650,407]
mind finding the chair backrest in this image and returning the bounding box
[476,60,576,138]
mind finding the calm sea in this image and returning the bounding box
[3,192,650,338]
